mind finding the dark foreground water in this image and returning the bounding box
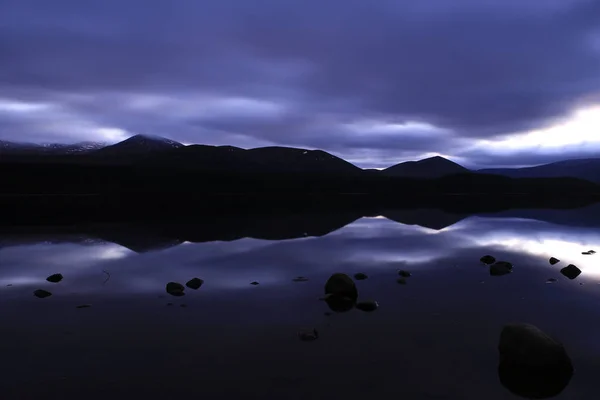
[2,206,600,399]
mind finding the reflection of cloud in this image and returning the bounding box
[2,214,600,296]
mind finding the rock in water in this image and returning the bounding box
[185,278,204,290]
[560,264,581,280]
[324,294,355,313]
[324,273,358,301]
[490,261,513,276]
[588,250,596,254]
[498,323,573,398]
[353,273,368,280]
[582,251,591,255]
[33,289,52,298]
[292,276,309,282]
[250,281,260,285]
[46,273,63,283]
[76,304,91,309]
[166,282,185,296]
[355,300,379,312]
[298,328,319,341]
[549,257,560,265]
[480,255,496,265]
[398,270,411,278]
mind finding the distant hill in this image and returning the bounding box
[90,134,184,158]
[0,140,104,156]
[382,156,468,178]
[478,158,600,183]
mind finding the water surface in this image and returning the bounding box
[2,207,600,399]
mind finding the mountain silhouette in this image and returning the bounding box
[383,156,468,178]
[0,140,104,156]
[478,158,600,183]
[91,134,184,158]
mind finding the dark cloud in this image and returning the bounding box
[0,0,599,167]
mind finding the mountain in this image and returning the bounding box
[382,156,468,178]
[135,144,363,174]
[478,158,600,183]
[91,134,184,158]
[0,140,104,155]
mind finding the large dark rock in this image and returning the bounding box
[166,282,185,296]
[323,294,355,313]
[480,255,496,265]
[185,278,204,290]
[324,273,358,301]
[498,323,573,398]
[560,264,581,280]
[46,273,63,283]
[549,257,560,265]
[490,261,513,276]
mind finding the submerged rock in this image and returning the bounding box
[250,281,260,285]
[33,289,52,299]
[355,300,379,312]
[185,278,204,290]
[546,278,558,284]
[324,273,358,301]
[292,276,309,282]
[498,323,573,398]
[560,264,581,280]
[298,328,319,342]
[398,270,411,278]
[480,255,496,265]
[353,273,368,280]
[46,273,63,283]
[397,278,407,285]
[166,282,185,296]
[582,251,592,255]
[549,257,560,265]
[75,304,91,309]
[490,261,513,276]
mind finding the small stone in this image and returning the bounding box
[398,270,411,277]
[397,278,407,285]
[588,250,596,254]
[582,251,591,255]
[546,278,558,284]
[353,273,368,280]
[298,328,319,341]
[292,276,309,282]
[166,282,185,296]
[33,289,52,299]
[560,264,581,280]
[355,300,379,312]
[480,255,496,265]
[490,261,513,276]
[549,257,560,265]
[46,273,63,283]
[250,281,260,285]
[185,278,204,290]
[75,304,91,309]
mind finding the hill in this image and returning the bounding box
[383,156,468,178]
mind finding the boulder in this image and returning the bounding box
[560,264,581,280]
[480,255,496,265]
[166,282,185,296]
[324,273,358,301]
[324,294,355,313]
[498,323,573,398]
[549,257,560,265]
[490,261,513,276]
[185,278,204,290]
[46,273,63,283]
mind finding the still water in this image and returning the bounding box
[1,206,600,399]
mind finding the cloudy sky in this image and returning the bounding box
[0,0,599,169]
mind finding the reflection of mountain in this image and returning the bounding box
[3,200,600,252]
[382,209,468,230]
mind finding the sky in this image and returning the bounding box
[0,0,599,169]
